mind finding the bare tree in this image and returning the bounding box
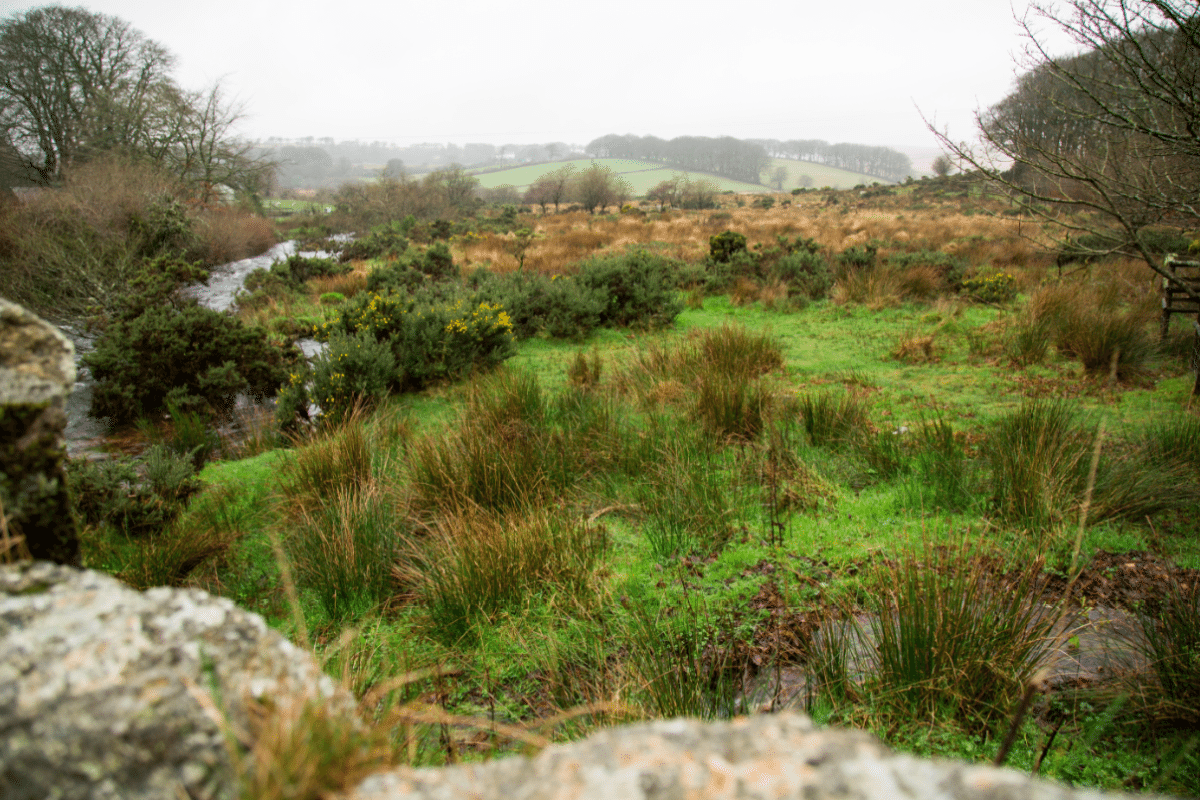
[0,6,272,199]
[572,162,632,214]
[0,6,174,183]
[933,0,1200,300]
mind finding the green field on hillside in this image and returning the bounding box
[468,158,767,195]
[764,157,891,190]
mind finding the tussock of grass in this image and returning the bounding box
[807,540,1060,730]
[398,506,608,645]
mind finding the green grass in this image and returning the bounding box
[88,275,1200,797]
[764,157,893,191]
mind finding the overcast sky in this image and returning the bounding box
[4,0,1081,151]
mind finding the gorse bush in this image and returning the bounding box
[886,250,968,291]
[771,250,832,300]
[243,254,348,297]
[709,230,748,263]
[299,287,515,421]
[962,272,1018,303]
[310,332,397,425]
[338,218,413,261]
[84,294,296,424]
[574,249,684,329]
[837,244,877,271]
[474,271,606,340]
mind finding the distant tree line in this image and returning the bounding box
[747,139,913,182]
[584,134,772,184]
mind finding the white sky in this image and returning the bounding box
[3,0,1081,151]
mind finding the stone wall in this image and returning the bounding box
[0,298,79,564]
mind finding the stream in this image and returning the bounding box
[63,240,317,455]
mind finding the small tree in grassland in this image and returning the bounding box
[770,164,789,190]
[572,162,632,214]
[931,154,954,177]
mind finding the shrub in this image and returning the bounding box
[837,244,877,271]
[310,331,397,424]
[322,287,516,398]
[337,219,411,261]
[709,230,748,263]
[68,447,197,537]
[886,250,968,291]
[475,271,606,340]
[84,300,297,424]
[962,272,1018,303]
[575,249,683,329]
[771,250,832,299]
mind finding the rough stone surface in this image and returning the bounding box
[350,713,1175,800]
[0,561,355,800]
[0,298,78,563]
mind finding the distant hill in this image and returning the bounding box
[457,158,882,196]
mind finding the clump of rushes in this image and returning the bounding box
[866,540,1058,730]
[795,389,871,449]
[983,400,1093,529]
[398,505,608,645]
[1135,578,1200,726]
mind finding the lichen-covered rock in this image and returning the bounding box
[351,712,1175,800]
[0,298,78,564]
[0,561,355,799]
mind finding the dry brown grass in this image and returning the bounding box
[730,277,760,306]
[891,332,939,363]
[194,209,277,264]
[308,271,368,298]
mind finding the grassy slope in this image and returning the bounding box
[464,158,762,195]
[468,157,885,193]
[765,157,893,190]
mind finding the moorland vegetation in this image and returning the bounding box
[2,1,1199,797]
[34,166,1200,798]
